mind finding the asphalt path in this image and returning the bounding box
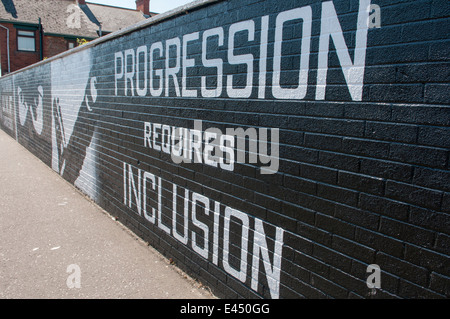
[0,129,214,299]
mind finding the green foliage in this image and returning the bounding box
[76,38,89,46]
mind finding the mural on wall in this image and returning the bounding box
[50,48,100,200]
[1,0,448,299]
[13,65,52,166]
[0,77,14,136]
[2,0,374,298]
[114,0,372,101]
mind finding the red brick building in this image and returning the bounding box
[0,0,154,75]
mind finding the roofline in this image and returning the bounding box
[85,2,139,12]
[85,1,158,15]
[0,20,100,39]
[0,19,39,27]
[44,32,96,40]
[0,0,223,79]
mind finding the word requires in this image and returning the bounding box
[123,162,285,298]
[144,120,279,174]
[115,0,372,101]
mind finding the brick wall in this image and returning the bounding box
[0,0,448,299]
[44,35,70,59]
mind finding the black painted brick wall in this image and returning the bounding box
[0,0,449,298]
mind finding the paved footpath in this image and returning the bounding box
[0,129,215,299]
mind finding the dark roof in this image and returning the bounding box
[87,3,150,33]
[0,0,148,38]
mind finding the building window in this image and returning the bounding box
[17,30,36,52]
